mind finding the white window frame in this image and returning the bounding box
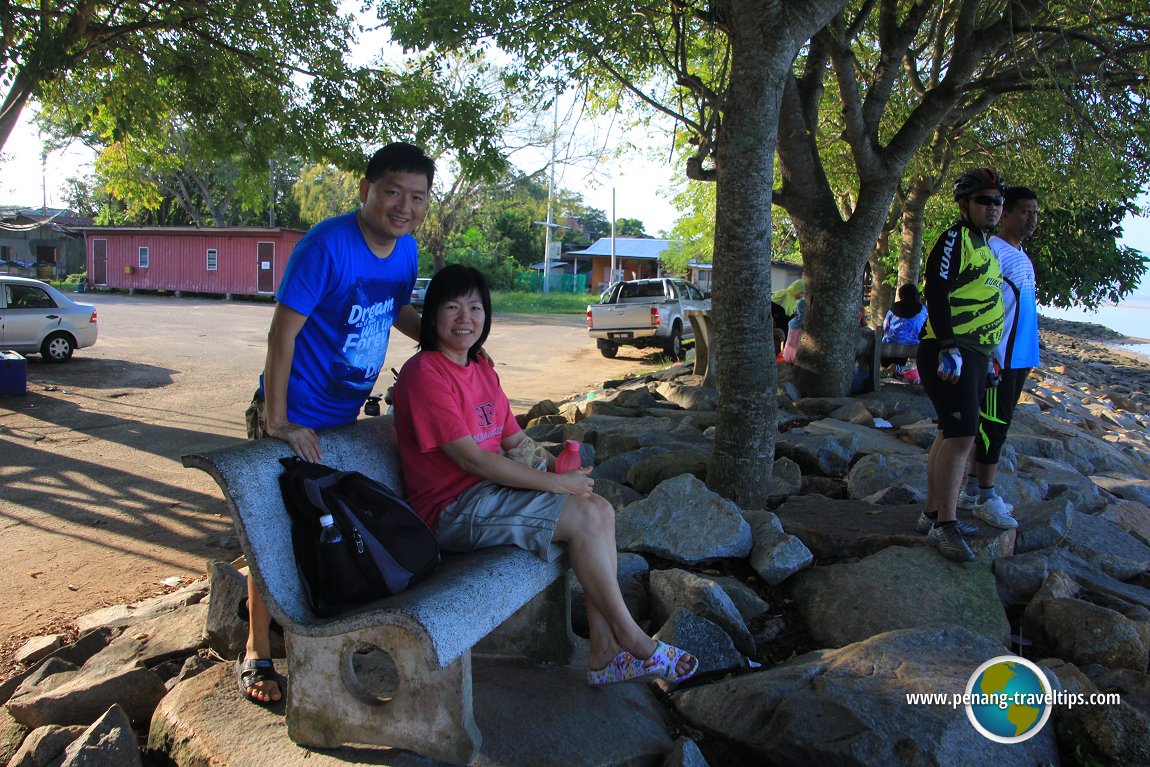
[138,246,150,268]
[206,248,218,271]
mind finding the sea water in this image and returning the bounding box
[1038,295,1150,362]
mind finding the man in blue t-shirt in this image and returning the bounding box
[238,142,433,706]
[959,186,1041,529]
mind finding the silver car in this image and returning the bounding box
[0,276,99,362]
[410,277,431,311]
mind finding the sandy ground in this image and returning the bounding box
[0,293,669,675]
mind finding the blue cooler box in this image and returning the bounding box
[0,350,28,396]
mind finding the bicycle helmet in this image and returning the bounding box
[953,168,1005,200]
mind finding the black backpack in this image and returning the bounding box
[278,456,440,617]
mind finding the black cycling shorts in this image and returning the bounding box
[977,367,1030,463]
[918,338,989,438]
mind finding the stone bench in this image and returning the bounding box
[183,416,574,764]
[856,330,919,394]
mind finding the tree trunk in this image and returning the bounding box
[706,0,841,506]
[898,177,934,289]
[869,230,893,327]
[791,224,874,396]
[422,226,446,273]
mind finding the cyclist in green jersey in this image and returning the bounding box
[915,168,1006,562]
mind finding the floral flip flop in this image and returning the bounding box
[587,650,647,686]
[639,641,699,683]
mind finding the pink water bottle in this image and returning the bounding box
[555,440,582,473]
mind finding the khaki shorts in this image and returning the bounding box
[435,480,568,562]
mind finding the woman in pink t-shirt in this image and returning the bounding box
[393,264,698,687]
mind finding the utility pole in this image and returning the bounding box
[542,94,558,294]
[41,147,48,212]
[610,187,617,284]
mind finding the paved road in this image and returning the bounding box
[0,293,663,645]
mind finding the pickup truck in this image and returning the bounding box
[586,277,710,359]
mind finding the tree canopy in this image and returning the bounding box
[867,62,1150,316]
[1031,202,1149,310]
[30,24,525,226]
[0,0,350,151]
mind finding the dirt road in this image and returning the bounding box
[0,293,667,655]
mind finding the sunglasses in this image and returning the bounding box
[970,195,1005,206]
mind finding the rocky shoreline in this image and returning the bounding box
[1034,315,1150,413]
[3,315,1150,766]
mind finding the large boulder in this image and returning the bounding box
[591,478,645,511]
[846,453,927,500]
[590,446,671,484]
[1017,455,1110,510]
[654,381,718,411]
[773,498,1013,563]
[648,569,755,657]
[1003,548,1150,612]
[4,722,86,767]
[73,581,208,635]
[1091,473,1150,507]
[7,667,168,729]
[1060,510,1150,581]
[772,497,922,561]
[54,705,143,766]
[1098,498,1150,547]
[670,626,1058,767]
[81,604,207,674]
[653,608,744,683]
[803,418,924,460]
[616,475,753,565]
[1022,572,1150,672]
[702,576,770,625]
[204,561,249,660]
[1012,498,1075,553]
[774,431,855,477]
[744,510,813,586]
[765,456,803,498]
[627,451,711,494]
[788,546,1010,648]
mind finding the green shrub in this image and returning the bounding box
[491,290,592,314]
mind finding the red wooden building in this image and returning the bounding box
[83,226,306,297]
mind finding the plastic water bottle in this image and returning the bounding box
[555,440,582,473]
[318,513,342,544]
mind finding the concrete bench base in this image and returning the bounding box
[184,416,575,764]
[281,572,573,763]
[286,626,478,761]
